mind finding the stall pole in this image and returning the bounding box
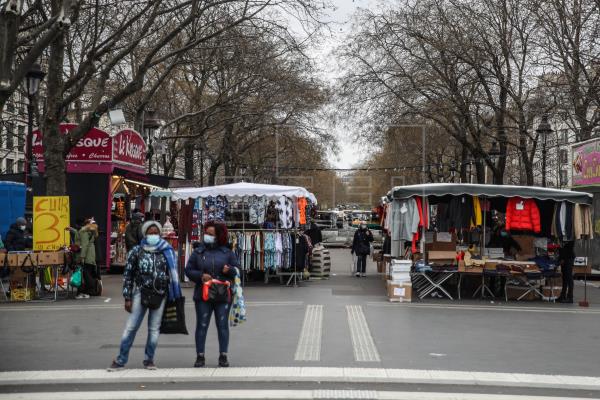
[482,195,487,257]
[579,237,590,307]
[242,198,246,287]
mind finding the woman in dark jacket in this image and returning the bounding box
[185,221,238,368]
[5,217,32,251]
[351,221,374,277]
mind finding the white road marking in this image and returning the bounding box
[0,391,593,400]
[1,367,600,391]
[366,302,600,315]
[0,301,303,312]
[346,305,381,362]
[295,305,323,361]
[429,353,447,357]
[104,298,111,303]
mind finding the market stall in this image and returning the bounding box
[172,182,318,286]
[31,124,178,272]
[380,183,593,303]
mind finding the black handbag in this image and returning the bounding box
[160,296,189,334]
[141,286,165,309]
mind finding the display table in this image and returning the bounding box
[412,271,457,300]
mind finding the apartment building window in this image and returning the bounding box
[17,125,25,151]
[5,159,14,173]
[6,122,14,150]
[560,170,568,186]
[559,149,568,165]
[17,160,25,173]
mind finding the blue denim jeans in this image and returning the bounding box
[195,301,230,355]
[116,289,166,365]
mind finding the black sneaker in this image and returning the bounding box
[143,360,157,370]
[218,354,229,368]
[194,354,205,368]
[107,360,124,372]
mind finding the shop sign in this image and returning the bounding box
[32,124,113,167]
[113,129,147,171]
[33,196,70,251]
[572,139,600,186]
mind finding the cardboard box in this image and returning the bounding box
[372,252,383,262]
[16,252,37,268]
[390,260,412,273]
[542,286,562,298]
[428,251,456,264]
[390,271,411,283]
[513,235,535,257]
[37,251,65,266]
[376,261,384,273]
[4,253,20,267]
[506,285,537,301]
[387,280,412,302]
[573,265,592,275]
[10,288,34,302]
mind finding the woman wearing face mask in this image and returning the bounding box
[185,221,238,368]
[109,221,180,371]
[351,221,374,277]
[5,217,32,251]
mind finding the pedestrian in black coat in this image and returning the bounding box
[5,217,32,251]
[351,222,373,277]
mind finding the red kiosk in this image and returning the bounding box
[32,123,169,271]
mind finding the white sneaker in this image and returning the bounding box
[355,272,360,277]
[361,273,367,277]
[75,294,86,299]
[84,294,91,299]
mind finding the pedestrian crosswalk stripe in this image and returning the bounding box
[346,305,380,362]
[295,305,323,361]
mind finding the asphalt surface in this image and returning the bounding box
[1,249,600,398]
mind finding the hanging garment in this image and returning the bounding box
[390,199,419,258]
[412,197,429,253]
[297,197,308,225]
[276,196,294,229]
[205,196,229,222]
[505,197,541,233]
[248,196,267,225]
[574,204,594,239]
[471,196,482,227]
[446,196,474,231]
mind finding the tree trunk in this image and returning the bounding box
[43,0,67,196]
[184,140,194,180]
[519,129,534,185]
[208,161,219,186]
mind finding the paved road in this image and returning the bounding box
[1,249,600,398]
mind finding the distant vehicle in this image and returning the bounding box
[313,211,339,230]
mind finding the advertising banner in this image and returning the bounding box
[33,196,70,251]
[572,139,600,186]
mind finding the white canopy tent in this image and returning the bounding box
[171,182,317,203]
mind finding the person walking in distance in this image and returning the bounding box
[109,221,180,371]
[185,221,238,368]
[125,212,144,252]
[351,221,374,277]
[5,217,32,251]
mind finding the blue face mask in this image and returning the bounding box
[204,234,216,245]
[146,234,160,246]
[500,231,508,238]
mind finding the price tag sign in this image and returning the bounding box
[33,196,70,251]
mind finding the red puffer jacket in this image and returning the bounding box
[505,197,541,233]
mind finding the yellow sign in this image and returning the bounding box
[33,196,70,251]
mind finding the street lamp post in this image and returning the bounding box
[488,141,501,184]
[23,63,45,188]
[536,115,553,187]
[143,109,161,174]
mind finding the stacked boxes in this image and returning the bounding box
[387,259,413,302]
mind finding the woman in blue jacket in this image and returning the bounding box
[185,221,238,368]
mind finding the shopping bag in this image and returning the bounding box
[160,296,188,334]
[70,267,82,288]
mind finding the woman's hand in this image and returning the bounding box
[202,273,212,283]
[223,265,230,274]
[124,300,132,313]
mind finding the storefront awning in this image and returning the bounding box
[388,183,592,204]
[172,182,317,203]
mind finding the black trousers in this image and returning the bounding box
[356,255,367,273]
[561,261,574,300]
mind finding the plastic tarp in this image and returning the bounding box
[172,182,318,204]
[0,181,26,239]
[388,183,592,205]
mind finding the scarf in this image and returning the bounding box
[141,237,182,301]
[229,267,246,327]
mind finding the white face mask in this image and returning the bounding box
[146,234,160,246]
[203,234,216,244]
[19,225,26,231]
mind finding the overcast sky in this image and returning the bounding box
[309,0,380,169]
